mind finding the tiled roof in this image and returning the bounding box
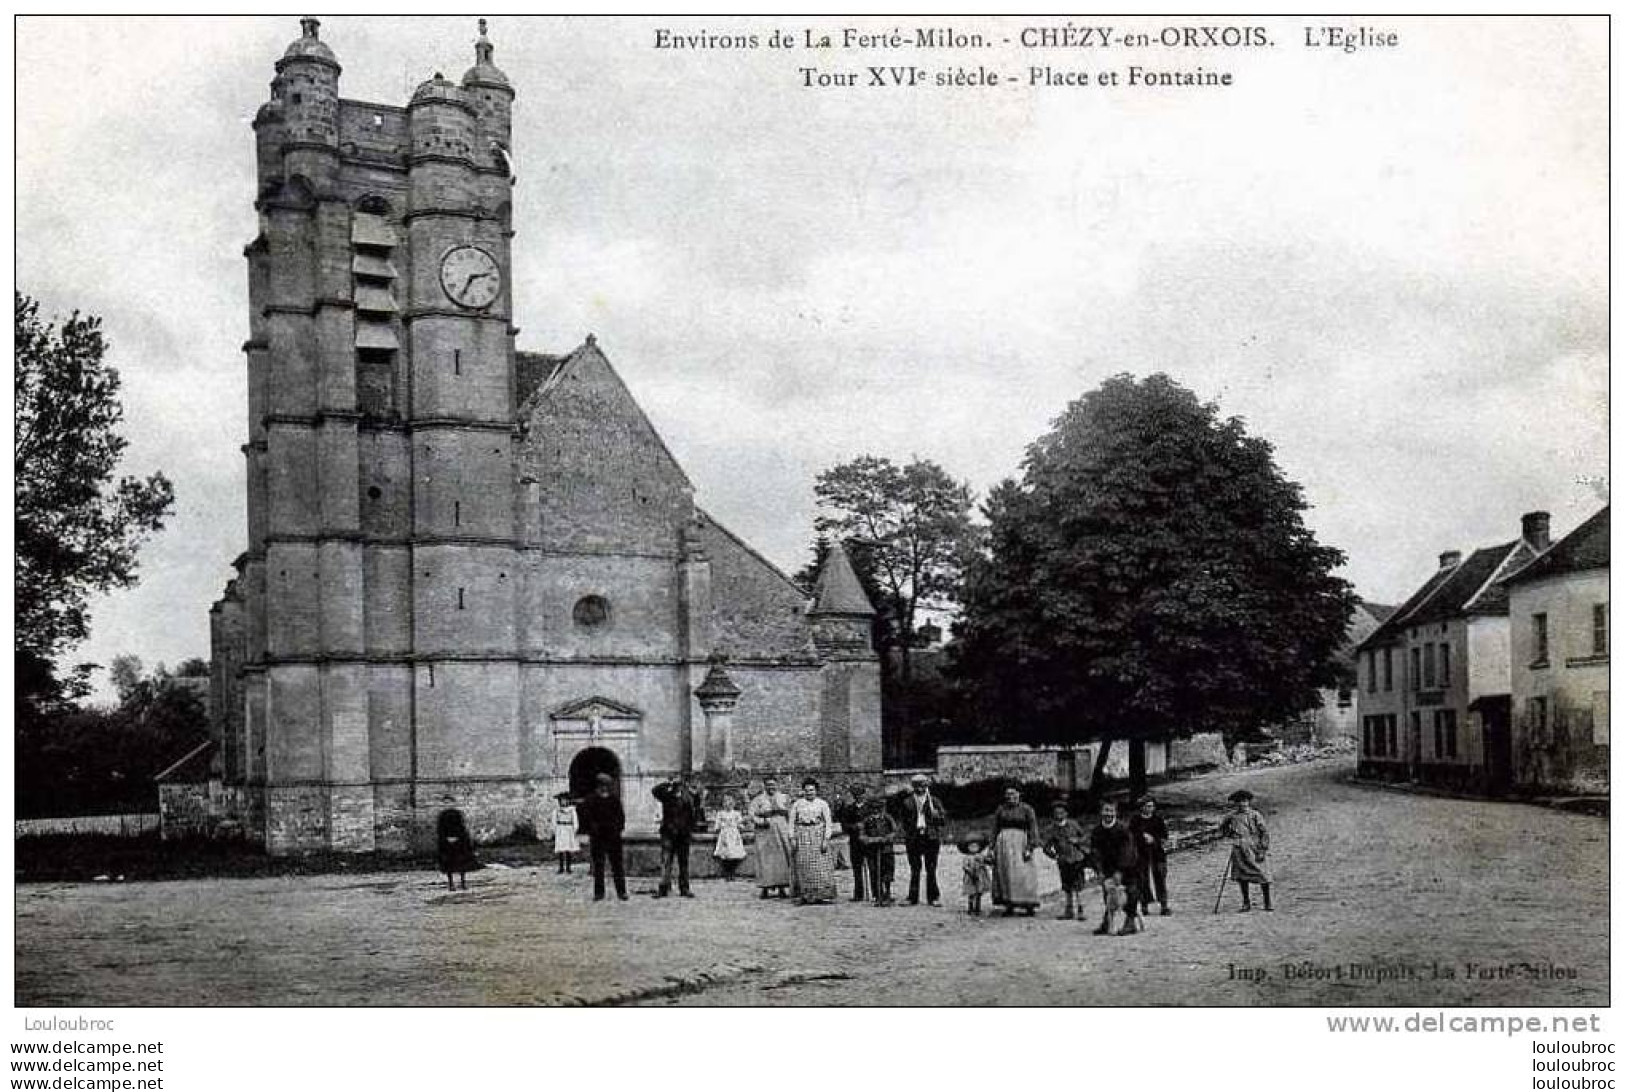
[153,739,215,783]
[1358,543,1522,648]
[1358,566,1459,649]
[810,543,876,616]
[1503,507,1610,587]
[1406,543,1520,626]
[515,350,568,407]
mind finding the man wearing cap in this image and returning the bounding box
[832,784,870,902]
[576,772,628,902]
[1221,789,1272,912]
[897,774,947,906]
[652,774,705,898]
[1130,796,1171,916]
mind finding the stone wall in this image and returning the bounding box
[933,734,1225,790]
[936,745,1076,787]
[1167,732,1230,770]
[700,512,818,660]
[519,343,694,555]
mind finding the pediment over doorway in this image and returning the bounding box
[549,695,643,722]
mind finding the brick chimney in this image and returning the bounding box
[1521,511,1551,550]
[1439,550,1462,569]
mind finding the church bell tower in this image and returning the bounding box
[240,18,525,854]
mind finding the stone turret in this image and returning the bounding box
[273,17,340,190]
[808,543,882,772]
[809,543,876,658]
[462,18,515,176]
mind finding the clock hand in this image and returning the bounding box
[460,271,491,294]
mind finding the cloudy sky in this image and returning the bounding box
[15,16,1607,700]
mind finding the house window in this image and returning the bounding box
[1532,613,1549,665]
[1594,603,1608,657]
[1336,685,1352,710]
[1366,650,1377,693]
[1594,691,1610,745]
[1386,715,1398,757]
[1410,647,1422,691]
[1363,716,1375,756]
[1434,709,1457,759]
[1440,644,1451,686]
[1383,648,1393,691]
[1409,711,1421,758]
[1423,644,1437,688]
[1366,715,1391,758]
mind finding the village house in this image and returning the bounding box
[1355,512,1552,791]
[1501,506,1609,795]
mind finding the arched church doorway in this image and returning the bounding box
[568,746,621,799]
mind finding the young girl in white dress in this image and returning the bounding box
[711,794,748,880]
[552,792,579,874]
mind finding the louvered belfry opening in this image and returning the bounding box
[353,208,399,416]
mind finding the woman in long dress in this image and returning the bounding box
[711,794,748,881]
[789,777,836,905]
[749,777,794,898]
[436,806,479,892]
[988,786,1041,916]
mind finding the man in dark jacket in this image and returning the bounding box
[897,774,948,906]
[652,774,705,898]
[1089,798,1141,936]
[832,784,870,902]
[576,773,627,902]
[1129,796,1171,916]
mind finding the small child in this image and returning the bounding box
[959,836,992,915]
[859,797,901,906]
[1042,800,1092,921]
[1221,789,1272,912]
[551,791,579,874]
[711,794,748,880]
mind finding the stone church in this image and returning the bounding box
[205,19,881,854]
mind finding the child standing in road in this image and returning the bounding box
[1221,789,1272,912]
[712,794,749,881]
[959,835,992,915]
[859,796,902,906]
[1042,800,1092,921]
[552,791,579,874]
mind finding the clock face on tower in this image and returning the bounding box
[439,245,502,310]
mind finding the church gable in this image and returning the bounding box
[518,341,695,553]
[697,510,819,661]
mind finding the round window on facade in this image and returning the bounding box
[573,595,610,628]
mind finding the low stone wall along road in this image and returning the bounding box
[14,759,1607,1006]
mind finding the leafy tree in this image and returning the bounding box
[174,657,211,678]
[802,456,980,763]
[108,654,145,705]
[15,294,174,718]
[953,373,1356,797]
[16,656,208,818]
